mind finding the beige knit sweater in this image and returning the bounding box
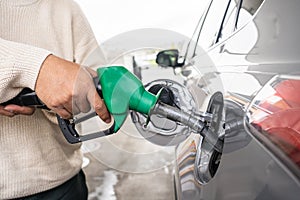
[0,0,105,198]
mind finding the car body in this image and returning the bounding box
[153,0,300,199]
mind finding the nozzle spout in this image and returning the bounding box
[150,102,223,152]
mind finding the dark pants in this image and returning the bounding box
[14,170,88,200]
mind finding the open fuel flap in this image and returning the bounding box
[194,92,225,184]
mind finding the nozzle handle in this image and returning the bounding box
[1,88,48,109]
[57,115,115,143]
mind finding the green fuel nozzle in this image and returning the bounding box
[97,66,159,132]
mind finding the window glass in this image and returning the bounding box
[197,0,233,49]
[217,2,238,42]
[184,0,238,58]
[183,0,265,61]
[216,0,265,44]
[248,76,300,167]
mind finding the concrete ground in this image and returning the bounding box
[80,117,176,200]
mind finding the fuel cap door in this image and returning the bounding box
[194,92,225,184]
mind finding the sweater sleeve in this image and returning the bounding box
[0,37,51,103]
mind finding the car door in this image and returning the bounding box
[173,0,245,199]
[175,0,300,200]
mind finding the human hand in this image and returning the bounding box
[0,105,35,117]
[35,55,111,122]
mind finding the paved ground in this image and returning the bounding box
[80,117,176,200]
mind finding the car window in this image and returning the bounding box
[192,0,265,53]
[218,0,265,44]
[248,76,300,168]
[197,0,235,50]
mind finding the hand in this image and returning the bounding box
[0,105,35,117]
[35,55,111,123]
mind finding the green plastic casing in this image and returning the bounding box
[97,66,159,132]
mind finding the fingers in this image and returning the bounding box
[85,67,98,77]
[73,67,110,122]
[86,88,111,123]
[72,93,91,115]
[94,94,111,123]
[35,56,110,121]
[0,105,35,117]
[52,107,73,119]
[0,105,15,117]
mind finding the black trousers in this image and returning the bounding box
[14,170,88,200]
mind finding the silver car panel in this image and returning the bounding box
[173,0,300,199]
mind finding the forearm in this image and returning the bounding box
[0,37,51,103]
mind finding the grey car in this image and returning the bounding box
[152,0,300,199]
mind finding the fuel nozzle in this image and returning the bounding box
[97,66,160,132]
[150,100,224,152]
